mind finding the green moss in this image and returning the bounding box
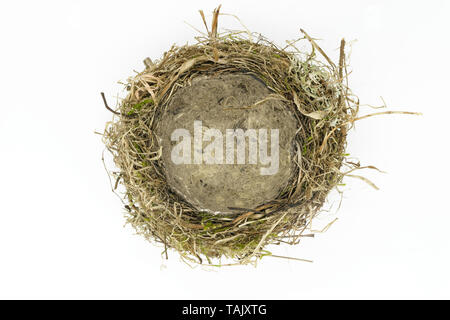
[127,98,153,115]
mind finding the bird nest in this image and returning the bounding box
[102,7,368,266]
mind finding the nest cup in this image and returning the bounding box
[103,7,360,265]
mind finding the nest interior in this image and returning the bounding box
[102,7,360,265]
[156,73,298,214]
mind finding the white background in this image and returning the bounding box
[0,0,449,299]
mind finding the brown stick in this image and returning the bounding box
[338,38,346,81]
[100,92,131,118]
[101,92,120,115]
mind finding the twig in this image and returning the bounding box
[101,92,131,118]
[338,38,346,81]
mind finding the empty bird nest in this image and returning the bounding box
[101,6,416,266]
